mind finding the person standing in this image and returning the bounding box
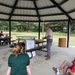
[42,24,53,60]
[6,45,32,75]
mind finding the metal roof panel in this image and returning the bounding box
[41,15,68,21]
[36,0,53,8]
[13,9,37,15]
[39,8,62,15]
[17,0,34,8]
[0,0,15,6]
[0,5,11,13]
[0,0,74,21]
[61,0,75,12]
[0,14,9,19]
[11,16,38,21]
[69,12,75,19]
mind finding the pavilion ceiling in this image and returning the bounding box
[0,0,75,22]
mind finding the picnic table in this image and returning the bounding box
[35,39,46,45]
[16,36,37,43]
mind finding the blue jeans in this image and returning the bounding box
[47,39,52,58]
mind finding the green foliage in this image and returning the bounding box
[0,21,9,31]
[0,21,75,34]
[71,30,75,34]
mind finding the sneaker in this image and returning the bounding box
[53,67,57,73]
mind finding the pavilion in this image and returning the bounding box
[0,0,75,47]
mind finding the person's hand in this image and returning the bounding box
[47,35,50,39]
[66,69,71,74]
[42,37,44,39]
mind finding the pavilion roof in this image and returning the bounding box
[0,0,75,22]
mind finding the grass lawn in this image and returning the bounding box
[3,32,75,46]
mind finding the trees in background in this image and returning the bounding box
[0,21,9,31]
[0,21,75,34]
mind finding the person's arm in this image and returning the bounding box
[46,35,51,39]
[66,68,75,75]
[42,35,51,39]
[6,67,11,75]
[42,36,46,39]
[26,66,32,75]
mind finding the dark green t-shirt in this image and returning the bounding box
[8,53,30,75]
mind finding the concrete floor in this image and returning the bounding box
[0,44,75,75]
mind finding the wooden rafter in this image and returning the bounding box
[50,0,73,20]
[0,8,75,17]
[33,0,41,21]
[9,0,19,20]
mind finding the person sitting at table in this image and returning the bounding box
[0,31,5,45]
[5,34,9,38]
[5,34,9,45]
[0,31,4,38]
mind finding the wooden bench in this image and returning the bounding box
[25,45,47,58]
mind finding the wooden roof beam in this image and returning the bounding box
[33,0,41,21]
[0,8,75,17]
[50,0,73,20]
[9,0,19,20]
[68,9,75,13]
[0,3,12,8]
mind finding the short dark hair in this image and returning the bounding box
[46,24,50,28]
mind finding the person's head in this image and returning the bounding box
[46,24,50,29]
[6,34,8,36]
[0,31,3,34]
[5,34,9,37]
[12,45,22,56]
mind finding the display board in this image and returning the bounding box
[25,40,36,58]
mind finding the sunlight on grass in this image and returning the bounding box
[3,32,75,46]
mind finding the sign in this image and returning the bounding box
[25,40,36,58]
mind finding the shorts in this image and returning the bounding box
[63,61,72,73]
